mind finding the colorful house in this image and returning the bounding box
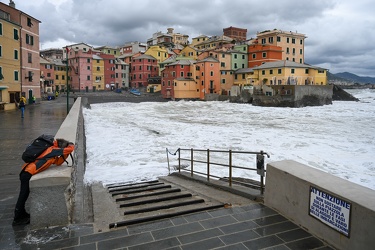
[256,29,306,64]
[248,44,283,68]
[145,45,174,75]
[250,60,327,92]
[40,57,55,93]
[0,1,41,103]
[52,59,67,93]
[195,56,221,100]
[130,54,159,88]
[0,13,21,110]
[66,47,93,92]
[161,59,196,99]
[115,58,128,90]
[92,54,105,91]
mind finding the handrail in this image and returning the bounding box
[166,148,270,195]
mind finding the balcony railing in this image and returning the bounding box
[166,148,270,194]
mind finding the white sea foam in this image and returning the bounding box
[83,89,375,190]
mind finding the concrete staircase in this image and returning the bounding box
[95,179,224,230]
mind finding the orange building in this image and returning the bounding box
[195,57,221,100]
[248,44,283,68]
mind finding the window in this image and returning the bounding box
[262,70,265,75]
[87,58,91,63]
[292,48,296,55]
[55,75,59,80]
[26,34,34,45]
[278,69,282,74]
[277,36,281,42]
[210,71,213,76]
[269,37,273,43]
[222,54,225,58]
[261,38,266,44]
[180,72,184,77]
[262,52,267,58]
[286,48,290,54]
[28,71,32,82]
[0,67,3,80]
[87,66,90,70]
[252,54,256,59]
[47,73,51,77]
[0,22,2,35]
[234,63,237,68]
[291,69,295,74]
[242,55,245,59]
[305,69,309,74]
[270,70,273,74]
[300,49,303,55]
[97,66,100,71]
[87,75,90,80]
[292,38,295,44]
[14,29,19,40]
[14,71,19,81]
[222,79,226,84]
[234,54,237,59]
[28,53,32,63]
[287,37,290,43]
[27,18,33,27]
[221,62,225,67]
[62,75,65,80]
[14,49,18,59]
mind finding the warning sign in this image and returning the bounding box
[309,186,351,237]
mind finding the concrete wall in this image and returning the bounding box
[29,98,82,228]
[264,160,375,250]
[253,85,333,107]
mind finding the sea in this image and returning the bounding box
[83,88,375,190]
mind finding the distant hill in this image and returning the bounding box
[329,72,375,84]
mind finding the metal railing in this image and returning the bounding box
[166,148,270,194]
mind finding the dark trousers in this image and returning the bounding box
[14,171,32,219]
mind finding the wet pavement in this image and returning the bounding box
[0,94,335,249]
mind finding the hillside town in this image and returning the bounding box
[0,1,331,111]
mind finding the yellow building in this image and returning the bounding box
[92,54,105,91]
[174,78,199,99]
[0,17,21,110]
[145,45,170,63]
[256,29,307,64]
[179,45,200,59]
[250,60,327,96]
[53,59,68,92]
[191,35,209,47]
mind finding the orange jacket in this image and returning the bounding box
[23,141,75,175]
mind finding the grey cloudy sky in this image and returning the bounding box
[6,0,375,77]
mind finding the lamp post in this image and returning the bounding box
[65,47,69,113]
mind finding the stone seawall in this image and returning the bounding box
[253,85,333,107]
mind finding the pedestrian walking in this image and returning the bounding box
[18,96,26,118]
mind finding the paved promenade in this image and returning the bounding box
[0,95,334,249]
